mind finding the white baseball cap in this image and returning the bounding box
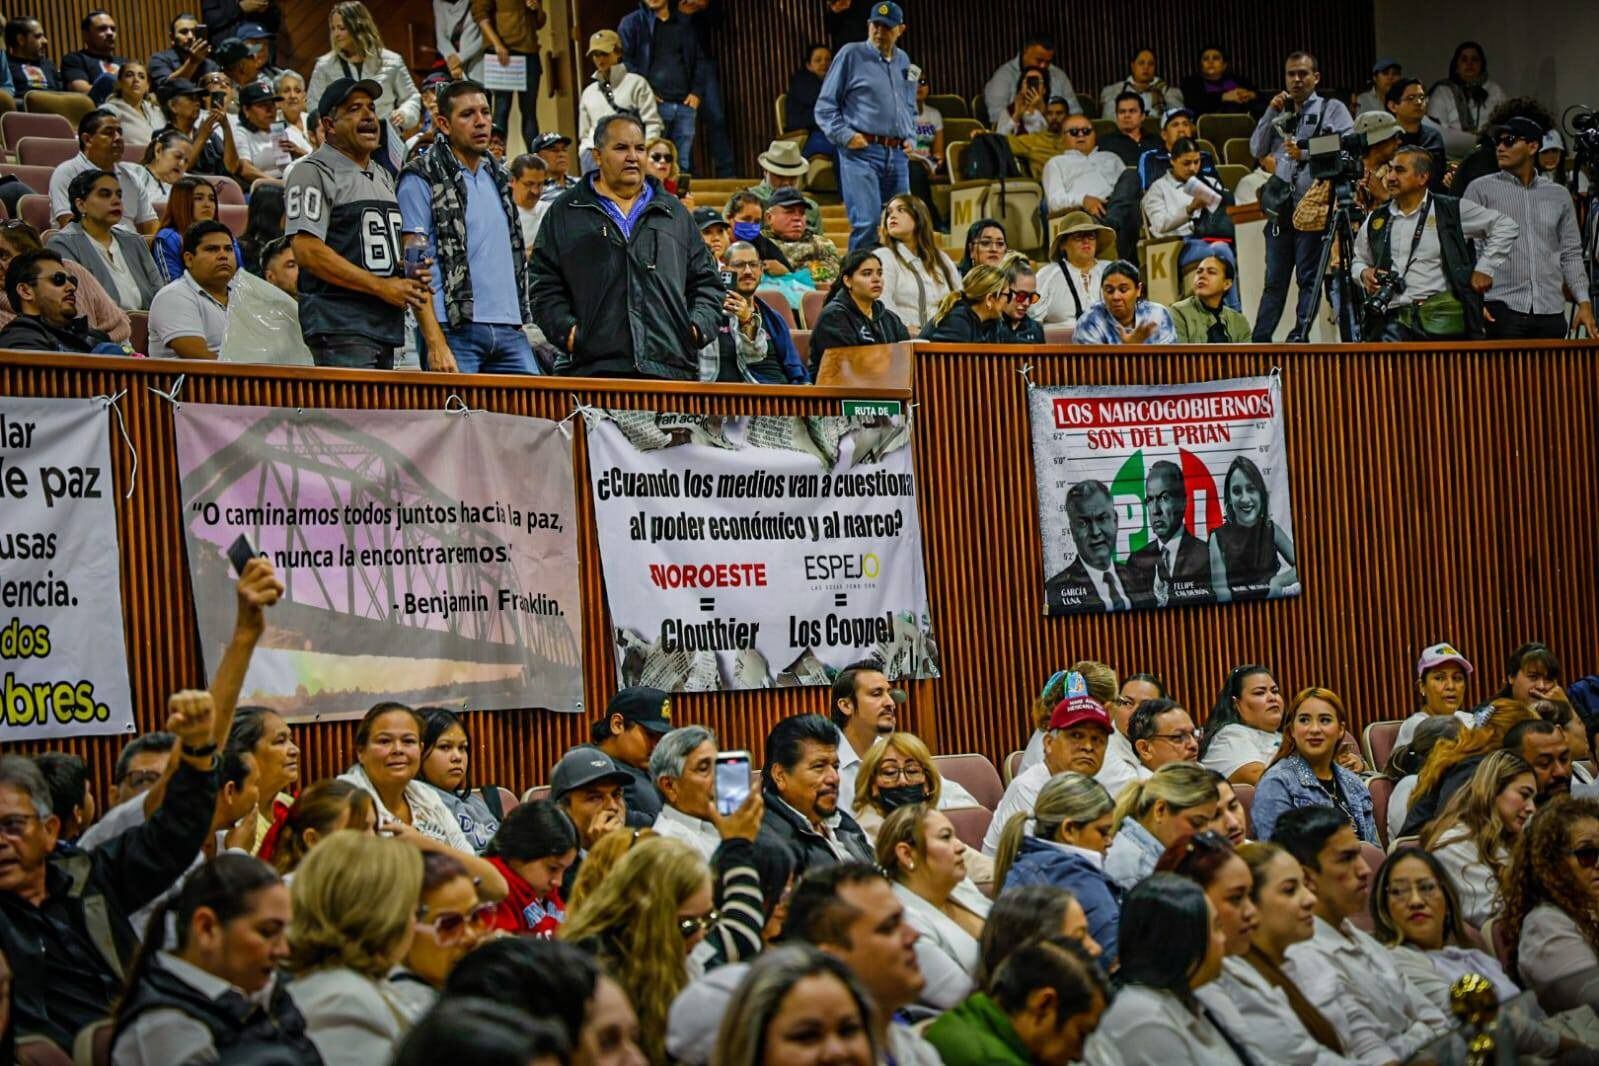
[1416,642,1473,678]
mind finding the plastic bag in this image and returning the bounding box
[219,270,314,366]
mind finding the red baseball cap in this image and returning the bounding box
[1047,671,1111,732]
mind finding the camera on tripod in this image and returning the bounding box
[1366,269,1407,317]
[1294,131,1370,182]
[1570,108,1599,161]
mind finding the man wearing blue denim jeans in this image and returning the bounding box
[814,2,917,251]
[398,79,538,374]
[620,0,708,175]
[1249,52,1352,341]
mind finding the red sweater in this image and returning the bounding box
[487,854,565,937]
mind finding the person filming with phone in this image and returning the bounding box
[651,726,766,863]
[700,241,808,384]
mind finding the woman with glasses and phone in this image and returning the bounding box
[920,263,1008,342]
[875,803,993,1010]
[560,836,764,1064]
[1504,796,1599,1013]
[1249,688,1378,845]
[401,852,496,989]
[1373,846,1597,1056]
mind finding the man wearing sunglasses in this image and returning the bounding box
[0,249,122,353]
[1464,115,1597,340]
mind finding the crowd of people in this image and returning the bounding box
[6,556,1599,1065]
[0,3,1591,374]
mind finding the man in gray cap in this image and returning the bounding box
[548,746,631,895]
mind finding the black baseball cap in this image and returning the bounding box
[767,186,808,210]
[317,76,383,119]
[156,77,206,104]
[549,748,633,801]
[239,82,282,109]
[532,132,572,153]
[693,206,729,232]
[212,36,253,67]
[605,687,673,734]
[1491,116,1544,143]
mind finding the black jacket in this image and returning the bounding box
[997,314,1046,344]
[807,296,909,375]
[114,956,323,1065]
[787,69,824,132]
[529,175,722,379]
[1365,193,1485,338]
[1399,753,1486,838]
[757,795,873,875]
[0,760,219,1047]
[0,313,116,354]
[921,299,1000,343]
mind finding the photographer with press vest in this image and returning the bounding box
[1351,146,1517,341]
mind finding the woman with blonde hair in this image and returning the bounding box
[991,771,1121,965]
[285,831,430,1063]
[268,779,377,877]
[876,803,993,1009]
[306,1,422,165]
[873,194,959,331]
[920,263,1009,342]
[1398,698,1539,837]
[565,824,655,912]
[560,835,764,1062]
[1104,762,1220,889]
[1421,751,1536,927]
[1249,687,1377,844]
[853,734,992,887]
[644,136,693,205]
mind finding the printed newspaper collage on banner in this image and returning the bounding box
[585,411,938,691]
[1027,375,1298,616]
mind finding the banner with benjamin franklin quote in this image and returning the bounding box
[1027,375,1299,616]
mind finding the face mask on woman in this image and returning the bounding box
[877,784,929,811]
[732,221,762,241]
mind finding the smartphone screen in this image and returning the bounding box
[719,269,734,289]
[210,91,225,110]
[714,751,751,816]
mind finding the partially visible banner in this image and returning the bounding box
[585,411,938,690]
[1027,375,1299,616]
[176,404,583,719]
[0,398,135,739]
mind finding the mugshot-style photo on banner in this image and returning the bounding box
[1027,375,1298,617]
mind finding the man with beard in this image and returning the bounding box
[1045,479,1133,615]
[148,220,240,359]
[831,660,897,802]
[1125,461,1213,608]
[287,77,429,368]
[758,713,873,872]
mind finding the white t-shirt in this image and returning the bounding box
[48,154,159,233]
[149,272,235,359]
[982,761,1049,856]
[1200,723,1283,779]
[1518,903,1599,998]
[913,105,943,156]
[1394,709,1477,749]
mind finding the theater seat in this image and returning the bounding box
[218,203,248,237]
[24,90,94,126]
[1230,782,1255,838]
[1364,721,1402,773]
[127,311,148,355]
[72,1017,113,1066]
[1042,324,1074,345]
[1367,776,1394,847]
[521,784,551,804]
[0,162,56,193]
[800,288,826,330]
[933,753,1003,810]
[1003,750,1024,784]
[790,329,810,367]
[15,136,77,167]
[496,786,520,816]
[15,1036,72,1065]
[18,193,52,233]
[943,806,992,852]
[754,289,795,328]
[0,110,72,151]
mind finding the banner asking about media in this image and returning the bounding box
[1,398,135,739]
[1028,376,1299,616]
[585,411,938,691]
[176,404,583,719]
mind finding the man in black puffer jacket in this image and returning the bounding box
[529,112,723,379]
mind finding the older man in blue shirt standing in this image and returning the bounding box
[814,2,917,251]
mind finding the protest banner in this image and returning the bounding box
[584,411,938,691]
[0,398,135,740]
[176,405,583,719]
[1027,375,1298,616]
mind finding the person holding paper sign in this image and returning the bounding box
[473,0,545,152]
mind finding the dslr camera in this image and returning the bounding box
[1365,269,1407,317]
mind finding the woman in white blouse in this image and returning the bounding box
[104,62,164,146]
[1420,750,1536,928]
[1142,138,1222,238]
[307,2,422,166]
[873,194,960,333]
[1199,664,1285,785]
[876,802,991,1011]
[1171,833,1362,1065]
[1033,212,1115,328]
[1084,873,1249,1065]
[1503,795,1599,1014]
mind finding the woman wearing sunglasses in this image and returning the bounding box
[1371,846,1589,1058]
[995,252,1045,343]
[1503,796,1599,1013]
[402,853,496,990]
[1249,687,1377,845]
[644,137,693,208]
[560,836,765,1064]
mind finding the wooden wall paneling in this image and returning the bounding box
[907,342,1598,767]
[0,354,919,801]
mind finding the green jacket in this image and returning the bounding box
[1170,295,1252,344]
[924,993,1031,1066]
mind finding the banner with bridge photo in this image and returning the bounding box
[584,411,938,691]
[1,398,136,740]
[175,404,584,719]
[1027,375,1299,616]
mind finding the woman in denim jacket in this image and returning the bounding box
[1251,687,1378,844]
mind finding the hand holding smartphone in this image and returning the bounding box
[714,750,752,816]
[226,534,261,576]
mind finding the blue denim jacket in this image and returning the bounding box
[1251,755,1378,844]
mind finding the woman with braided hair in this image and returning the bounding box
[1502,795,1599,1013]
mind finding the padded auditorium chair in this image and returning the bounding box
[943,806,992,852]
[1003,750,1024,784]
[800,289,826,330]
[14,136,78,167]
[521,784,551,804]
[17,193,52,233]
[1366,776,1394,847]
[1230,782,1255,837]
[496,786,520,815]
[754,289,795,328]
[933,753,1004,810]
[24,89,94,126]
[1,109,72,151]
[1363,720,1402,772]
